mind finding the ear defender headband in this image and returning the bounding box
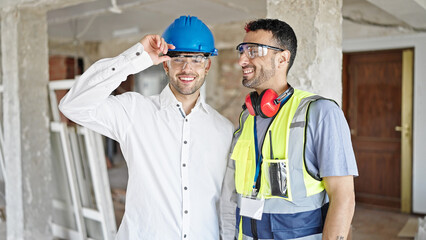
[244,85,294,118]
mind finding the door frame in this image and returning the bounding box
[343,33,426,213]
[401,49,413,213]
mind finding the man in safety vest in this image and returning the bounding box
[60,16,233,239]
[220,18,358,240]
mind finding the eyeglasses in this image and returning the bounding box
[168,55,209,70]
[236,42,285,59]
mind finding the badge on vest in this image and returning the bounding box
[240,195,265,220]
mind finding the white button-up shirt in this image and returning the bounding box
[59,43,234,240]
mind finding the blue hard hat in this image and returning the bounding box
[162,15,218,56]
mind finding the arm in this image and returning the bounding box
[305,100,358,239]
[59,35,174,140]
[219,158,237,240]
[322,175,355,240]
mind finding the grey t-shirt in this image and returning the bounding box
[255,99,358,178]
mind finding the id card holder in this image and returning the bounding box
[239,195,265,220]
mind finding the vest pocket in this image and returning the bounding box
[260,159,289,198]
[231,140,255,196]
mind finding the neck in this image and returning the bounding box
[274,83,289,96]
[256,77,289,95]
[170,87,200,115]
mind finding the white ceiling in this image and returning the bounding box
[47,0,426,42]
[47,0,266,41]
[366,0,426,29]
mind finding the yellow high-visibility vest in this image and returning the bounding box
[231,89,325,201]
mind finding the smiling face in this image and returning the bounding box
[163,53,211,97]
[238,30,285,92]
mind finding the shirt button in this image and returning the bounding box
[136,52,140,56]
[184,140,187,144]
[184,210,188,214]
[182,163,186,167]
[184,234,187,238]
[185,119,188,122]
[184,187,187,190]
[112,67,115,71]
[177,104,180,107]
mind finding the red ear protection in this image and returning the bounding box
[259,89,280,117]
[245,92,258,116]
[245,89,280,118]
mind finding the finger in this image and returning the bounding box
[163,44,176,55]
[161,38,168,54]
[158,55,171,63]
[141,35,155,50]
[154,35,161,48]
[149,35,158,50]
[159,38,164,53]
[162,39,169,54]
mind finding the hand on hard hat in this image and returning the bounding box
[140,34,176,65]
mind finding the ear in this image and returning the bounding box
[163,61,169,75]
[204,58,212,73]
[277,50,291,69]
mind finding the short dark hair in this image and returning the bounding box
[245,19,297,73]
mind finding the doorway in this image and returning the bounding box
[342,49,413,211]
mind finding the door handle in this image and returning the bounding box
[395,125,410,136]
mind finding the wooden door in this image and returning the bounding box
[343,50,404,209]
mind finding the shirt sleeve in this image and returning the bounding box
[219,155,237,240]
[305,99,359,178]
[59,43,153,142]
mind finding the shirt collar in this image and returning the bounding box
[160,84,210,114]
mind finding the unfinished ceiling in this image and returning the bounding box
[47,0,266,41]
[47,0,426,42]
[366,0,426,29]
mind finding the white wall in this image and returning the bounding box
[343,33,426,214]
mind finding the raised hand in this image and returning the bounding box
[140,34,176,65]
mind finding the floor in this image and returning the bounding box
[107,160,423,240]
[352,204,418,240]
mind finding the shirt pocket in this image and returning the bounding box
[260,159,289,198]
[231,140,255,196]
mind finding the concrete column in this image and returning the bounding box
[267,0,343,104]
[1,6,52,239]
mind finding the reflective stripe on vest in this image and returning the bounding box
[231,89,325,201]
[235,204,328,240]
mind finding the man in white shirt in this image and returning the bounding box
[59,15,233,240]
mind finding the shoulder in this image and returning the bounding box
[204,104,234,131]
[205,104,234,127]
[113,92,160,109]
[113,92,144,102]
[309,98,340,112]
[306,98,352,145]
[307,98,343,124]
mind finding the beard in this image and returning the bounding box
[242,65,276,89]
[242,57,276,89]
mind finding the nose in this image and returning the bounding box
[182,61,193,71]
[238,53,249,67]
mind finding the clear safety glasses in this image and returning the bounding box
[236,42,285,59]
[168,55,209,70]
